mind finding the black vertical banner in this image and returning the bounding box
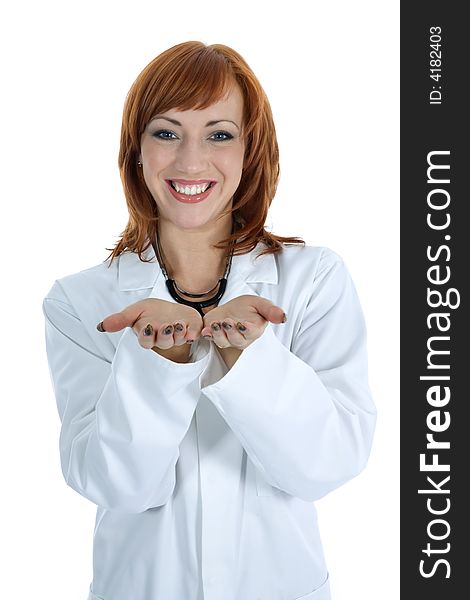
[401,4,468,598]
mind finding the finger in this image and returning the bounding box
[221,319,248,348]
[185,315,204,343]
[98,304,144,333]
[208,320,232,348]
[233,320,265,343]
[138,322,157,350]
[154,323,175,350]
[172,321,187,346]
[251,297,286,324]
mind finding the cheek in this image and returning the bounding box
[219,147,245,180]
[141,138,173,172]
[146,151,171,172]
[142,155,169,195]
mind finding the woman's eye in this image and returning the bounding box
[210,131,234,141]
[153,129,177,140]
[151,129,233,141]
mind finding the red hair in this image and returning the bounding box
[105,41,305,265]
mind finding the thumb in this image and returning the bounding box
[97,305,144,333]
[253,297,286,324]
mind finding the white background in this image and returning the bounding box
[1,1,399,598]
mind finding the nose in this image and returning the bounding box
[173,137,210,175]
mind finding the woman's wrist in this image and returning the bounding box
[151,344,191,364]
[218,346,243,370]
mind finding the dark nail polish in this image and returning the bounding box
[282,313,287,323]
[174,323,184,333]
[186,339,194,345]
[221,322,232,331]
[96,321,106,332]
[236,322,247,332]
[143,324,153,336]
[211,322,221,331]
[163,325,174,335]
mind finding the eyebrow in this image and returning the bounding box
[150,115,240,130]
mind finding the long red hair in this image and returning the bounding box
[105,41,305,265]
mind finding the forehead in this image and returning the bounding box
[159,84,244,121]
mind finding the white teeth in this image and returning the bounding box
[172,181,211,195]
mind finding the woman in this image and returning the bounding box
[43,41,376,600]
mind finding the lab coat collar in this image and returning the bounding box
[117,240,278,302]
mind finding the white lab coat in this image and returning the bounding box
[42,241,376,600]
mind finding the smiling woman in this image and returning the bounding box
[115,41,305,267]
[42,40,376,600]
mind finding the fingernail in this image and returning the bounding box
[221,322,232,331]
[202,334,213,340]
[186,339,194,345]
[163,325,174,335]
[96,321,106,332]
[211,322,221,331]
[143,324,153,336]
[174,323,184,333]
[236,322,247,332]
[282,313,287,323]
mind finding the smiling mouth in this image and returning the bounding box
[165,179,217,203]
[168,180,216,195]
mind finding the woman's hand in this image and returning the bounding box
[201,295,286,350]
[97,299,203,357]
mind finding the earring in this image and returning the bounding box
[137,160,143,167]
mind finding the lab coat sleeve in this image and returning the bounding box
[42,281,210,513]
[201,249,377,502]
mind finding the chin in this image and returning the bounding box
[161,203,231,230]
[167,214,216,231]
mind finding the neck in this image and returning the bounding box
[155,216,234,293]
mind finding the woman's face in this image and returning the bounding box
[140,83,245,232]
